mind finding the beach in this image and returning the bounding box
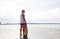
[0,24,60,39]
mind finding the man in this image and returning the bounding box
[20,10,28,39]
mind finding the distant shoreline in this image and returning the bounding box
[0,23,60,25]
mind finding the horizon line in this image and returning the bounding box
[0,23,60,25]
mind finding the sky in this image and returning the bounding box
[0,0,60,23]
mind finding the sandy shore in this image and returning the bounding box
[0,24,60,39]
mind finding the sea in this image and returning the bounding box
[0,23,60,39]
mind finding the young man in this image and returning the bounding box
[20,10,28,39]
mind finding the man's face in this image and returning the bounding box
[22,10,25,13]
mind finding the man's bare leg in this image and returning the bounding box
[20,26,22,36]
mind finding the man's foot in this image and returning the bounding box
[20,34,22,36]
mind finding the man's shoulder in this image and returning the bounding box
[22,14,25,16]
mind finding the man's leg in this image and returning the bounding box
[20,26,22,36]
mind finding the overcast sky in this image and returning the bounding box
[0,0,60,23]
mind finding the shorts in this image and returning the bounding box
[20,23,26,28]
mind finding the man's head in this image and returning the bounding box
[21,10,25,13]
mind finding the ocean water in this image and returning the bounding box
[0,24,60,39]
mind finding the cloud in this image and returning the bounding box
[48,8,60,19]
[0,0,60,23]
[26,8,60,20]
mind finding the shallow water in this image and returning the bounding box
[0,24,60,39]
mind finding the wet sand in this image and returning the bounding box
[0,24,60,39]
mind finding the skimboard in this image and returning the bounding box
[20,35,28,39]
